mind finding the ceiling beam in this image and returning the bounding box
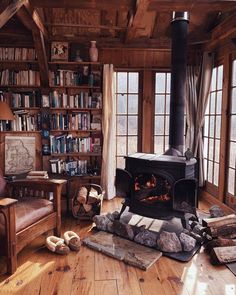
[29,0,134,10]
[0,0,25,29]
[17,6,49,86]
[23,0,48,39]
[125,0,150,43]
[148,0,236,12]
[206,11,236,50]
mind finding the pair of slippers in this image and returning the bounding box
[46,231,81,255]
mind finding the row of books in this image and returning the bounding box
[48,91,102,109]
[11,110,41,131]
[49,134,101,154]
[50,159,88,176]
[0,47,37,61]
[0,70,40,86]
[11,91,41,108]
[49,70,101,87]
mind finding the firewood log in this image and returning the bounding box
[207,223,236,238]
[210,246,236,265]
[77,194,87,204]
[205,237,236,253]
[202,214,236,228]
[83,204,93,212]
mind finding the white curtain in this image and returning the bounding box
[101,64,116,199]
[186,52,214,186]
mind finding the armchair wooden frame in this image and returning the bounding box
[0,179,66,275]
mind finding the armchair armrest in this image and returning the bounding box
[0,198,18,208]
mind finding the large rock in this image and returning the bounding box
[112,220,134,240]
[179,232,196,251]
[134,230,158,247]
[157,231,182,252]
[209,205,224,218]
[93,215,111,231]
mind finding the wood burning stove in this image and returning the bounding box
[116,153,198,222]
[115,12,198,224]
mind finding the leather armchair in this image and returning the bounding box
[0,179,66,274]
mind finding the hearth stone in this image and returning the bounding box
[157,231,182,252]
[112,220,134,240]
[93,215,110,231]
[209,205,225,218]
[179,232,196,251]
[134,230,158,247]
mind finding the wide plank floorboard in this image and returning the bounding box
[0,197,235,295]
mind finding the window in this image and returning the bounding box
[154,72,171,154]
[227,59,236,195]
[115,72,139,169]
[203,65,223,188]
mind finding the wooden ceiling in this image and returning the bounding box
[0,0,236,50]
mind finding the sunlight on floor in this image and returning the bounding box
[225,284,236,295]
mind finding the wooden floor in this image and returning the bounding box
[0,197,235,295]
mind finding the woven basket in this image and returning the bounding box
[71,183,104,220]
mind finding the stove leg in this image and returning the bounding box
[117,199,129,220]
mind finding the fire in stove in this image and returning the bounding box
[134,173,171,204]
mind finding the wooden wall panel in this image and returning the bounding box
[99,48,171,68]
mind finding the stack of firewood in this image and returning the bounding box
[202,214,236,265]
[72,185,103,220]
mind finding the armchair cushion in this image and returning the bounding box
[0,198,53,236]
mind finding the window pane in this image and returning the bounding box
[211,68,217,91]
[229,142,236,168]
[214,163,219,186]
[166,95,170,114]
[210,93,216,114]
[205,100,210,115]
[217,65,223,89]
[117,72,127,93]
[233,60,236,87]
[128,116,138,135]
[165,116,169,134]
[117,157,125,169]
[216,91,222,114]
[117,94,127,114]
[204,159,208,179]
[128,95,138,114]
[155,95,165,114]
[204,116,209,137]
[117,115,127,135]
[204,137,208,158]
[231,88,236,113]
[155,73,166,93]
[128,72,139,93]
[209,138,214,161]
[128,137,137,154]
[230,115,236,141]
[215,116,221,139]
[215,139,220,163]
[154,136,164,155]
[228,168,235,195]
[209,116,215,137]
[155,116,164,135]
[164,135,169,151]
[166,73,171,92]
[117,136,126,155]
[208,161,213,182]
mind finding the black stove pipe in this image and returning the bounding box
[165,11,189,156]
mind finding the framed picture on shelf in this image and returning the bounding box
[51,42,69,61]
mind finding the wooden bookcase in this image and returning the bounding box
[0,47,103,205]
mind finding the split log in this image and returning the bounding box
[77,186,88,204]
[77,194,87,204]
[205,237,236,253]
[210,246,236,265]
[210,223,236,238]
[202,214,236,228]
[83,204,93,212]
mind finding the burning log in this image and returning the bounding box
[210,246,236,265]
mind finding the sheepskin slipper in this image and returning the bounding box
[46,236,70,255]
[64,231,81,251]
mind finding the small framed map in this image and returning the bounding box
[5,136,36,175]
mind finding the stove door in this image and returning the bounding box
[115,168,132,198]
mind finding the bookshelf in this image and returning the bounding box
[0,47,103,197]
